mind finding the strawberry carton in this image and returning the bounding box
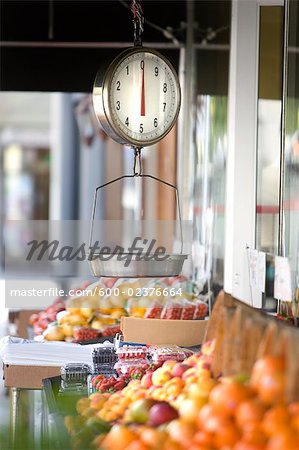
[160,300,182,320]
[193,299,208,319]
[180,299,196,320]
[144,301,163,319]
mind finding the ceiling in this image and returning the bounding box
[0,0,231,93]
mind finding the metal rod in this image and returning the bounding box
[0,40,182,49]
[0,41,233,51]
[48,0,54,40]
[278,0,290,257]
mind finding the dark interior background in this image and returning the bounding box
[0,0,231,94]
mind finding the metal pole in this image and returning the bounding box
[9,387,20,448]
[278,0,290,257]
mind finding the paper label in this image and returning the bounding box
[274,256,292,301]
[258,251,266,293]
[248,248,259,288]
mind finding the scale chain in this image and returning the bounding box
[130,0,144,46]
[133,147,142,176]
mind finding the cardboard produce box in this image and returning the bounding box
[121,316,208,347]
[3,364,61,389]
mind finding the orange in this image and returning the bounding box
[197,404,217,428]
[250,356,286,406]
[256,372,286,405]
[167,419,196,446]
[189,445,211,450]
[262,405,290,436]
[204,414,232,433]
[124,440,150,450]
[140,427,168,447]
[291,415,299,432]
[234,441,266,450]
[211,420,240,448]
[201,413,240,446]
[193,430,214,447]
[101,425,138,450]
[162,439,183,450]
[289,402,299,417]
[267,429,299,450]
[242,422,267,446]
[235,399,266,428]
[209,379,252,417]
[250,356,285,390]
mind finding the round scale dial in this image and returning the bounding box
[93,47,181,147]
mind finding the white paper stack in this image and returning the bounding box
[0,336,113,367]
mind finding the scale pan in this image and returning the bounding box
[88,253,188,278]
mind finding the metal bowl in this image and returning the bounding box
[88,253,188,278]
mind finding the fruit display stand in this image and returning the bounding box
[36,290,299,450]
[4,290,299,449]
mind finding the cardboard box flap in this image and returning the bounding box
[121,316,208,347]
[3,364,61,389]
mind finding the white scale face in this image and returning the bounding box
[93,48,181,147]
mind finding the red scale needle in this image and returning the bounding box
[140,64,145,116]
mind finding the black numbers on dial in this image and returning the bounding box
[116,101,120,111]
[125,117,129,127]
[155,67,159,77]
[139,124,144,133]
[140,60,144,70]
[163,83,167,93]
[154,118,158,128]
[116,81,121,91]
[126,66,129,75]
[163,102,166,112]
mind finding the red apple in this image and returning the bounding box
[149,401,179,426]
[141,372,153,388]
[172,363,191,378]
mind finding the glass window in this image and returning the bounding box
[283,0,299,304]
[256,6,284,253]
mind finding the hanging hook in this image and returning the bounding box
[130,0,144,46]
[133,147,142,176]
